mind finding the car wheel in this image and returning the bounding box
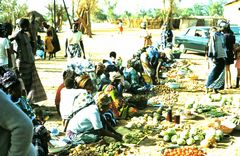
[179,44,187,53]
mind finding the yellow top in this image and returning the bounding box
[44,36,54,53]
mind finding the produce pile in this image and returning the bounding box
[162,146,206,156]
[68,142,125,156]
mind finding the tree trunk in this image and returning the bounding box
[86,8,92,38]
[164,0,174,28]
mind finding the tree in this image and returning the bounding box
[77,0,98,37]
[46,3,67,31]
[208,1,224,16]
[164,0,174,26]
[0,0,28,25]
[104,0,118,22]
[93,8,107,22]
[123,11,132,27]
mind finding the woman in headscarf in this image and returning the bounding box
[140,46,159,85]
[0,69,50,156]
[65,74,122,144]
[101,71,132,119]
[95,62,111,91]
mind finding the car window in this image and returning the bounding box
[193,29,209,38]
[186,28,196,37]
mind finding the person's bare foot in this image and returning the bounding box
[213,89,219,94]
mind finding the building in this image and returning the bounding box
[224,0,240,25]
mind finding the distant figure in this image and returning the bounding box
[44,30,54,60]
[65,22,85,59]
[118,19,123,34]
[36,35,45,60]
[42,21,60,58]
[140,22,152,48]
[161,24,173,50]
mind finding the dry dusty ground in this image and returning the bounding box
[35,26,240,156]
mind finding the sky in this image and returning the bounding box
[23,0,230,15]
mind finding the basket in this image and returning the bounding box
[218,125,234,134]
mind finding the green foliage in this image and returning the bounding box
[208,1,224,16]
[45,3,67,24]
[0,0,28,24]
[175,2,224,18]
[104,0,119,21]
[92,9,107,22]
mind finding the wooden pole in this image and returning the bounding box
[53,0,56,29]
[63,0,72,29]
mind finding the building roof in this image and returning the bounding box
[224,0,240,6]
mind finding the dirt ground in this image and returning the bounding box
[34,26,240,156]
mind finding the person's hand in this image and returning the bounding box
[114,132,123,141]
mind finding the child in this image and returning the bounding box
[44,30,54,60]
[36,35,45,59]
[235,44,240,88]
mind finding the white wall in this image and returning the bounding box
[224,2,240,25]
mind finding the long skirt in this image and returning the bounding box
[19,62,47,103]
[206,58,225,89]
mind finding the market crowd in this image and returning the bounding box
[0,16,240,156]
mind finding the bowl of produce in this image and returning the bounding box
[182,110,197,120]
[219,121,236,134]
[167,82,180,89]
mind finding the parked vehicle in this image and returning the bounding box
[173,26,240,54]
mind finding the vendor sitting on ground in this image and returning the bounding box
[103,51,123,74]
[55,69,76,116]
[0,69,51,156]
[123,60,142,93]
[59,77,86,128]
[102,71,138,119]
[95,62,111,91]
[140,46,160,84]
[65,74,122,144]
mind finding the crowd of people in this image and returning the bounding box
[0,18,50,156]
[1,16,240,156]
